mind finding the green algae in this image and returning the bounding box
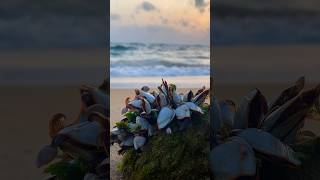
[44,158,92,180]
[118,105,210,180]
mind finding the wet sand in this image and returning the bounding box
[0,86,81,179]
[111,76,210,89]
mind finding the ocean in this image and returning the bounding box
[110,43,210,77]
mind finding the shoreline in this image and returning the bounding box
[110,76,210,89]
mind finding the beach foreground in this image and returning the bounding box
[0,86,81,179]
[0,84,318,179]
[111,83,320,179]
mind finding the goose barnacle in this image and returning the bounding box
[133,136,147,150]
[141,85,150,92]
[219,100,236,128]
[157,107,175,129]
[183,90,194,102]
[156,93,168,108]
[136,116,154,136]
[192,89,209,105]
[175,104,191,120]
[210,77,320,179]
[135,89,156,104]
[185,102,204,114]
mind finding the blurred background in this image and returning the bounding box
[212,0,320,85]
[213,0,320,45]
[0,0,107,179]
[211,0,320,137]
[0,0,107,84]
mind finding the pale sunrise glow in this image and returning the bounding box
[111,0,210,45]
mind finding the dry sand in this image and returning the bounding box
[111,76,210,89]
[0,86,81,179]
[0,48,106,179]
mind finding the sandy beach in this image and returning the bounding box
[0,47,106,180]
[111,76,210,89]
[0,86,81,179]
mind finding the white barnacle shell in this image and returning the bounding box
[157,107,175,129]
[58,121,104,147]
[185,102,203,114]
[133,136,146,150]
[237,128,301,166]
[136,116,154,136]
[120,136,134,147]
[175,104,191,120]
[128,99,142,109]
[210,137,256,180]
[136,89,155,104]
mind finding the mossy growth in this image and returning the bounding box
[118,105,210,180]
[44,157,93,180]
[310,98,320,116]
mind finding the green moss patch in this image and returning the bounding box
[118,105,210,180]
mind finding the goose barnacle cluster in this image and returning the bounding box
[210,77,320,179]
[111,79,209,153]
[36,80,109,180]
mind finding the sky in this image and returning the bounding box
[110,0,210,45]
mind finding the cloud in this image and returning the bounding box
[194,0,209,13]
[110,13,121,21]
[137,1,158,12]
